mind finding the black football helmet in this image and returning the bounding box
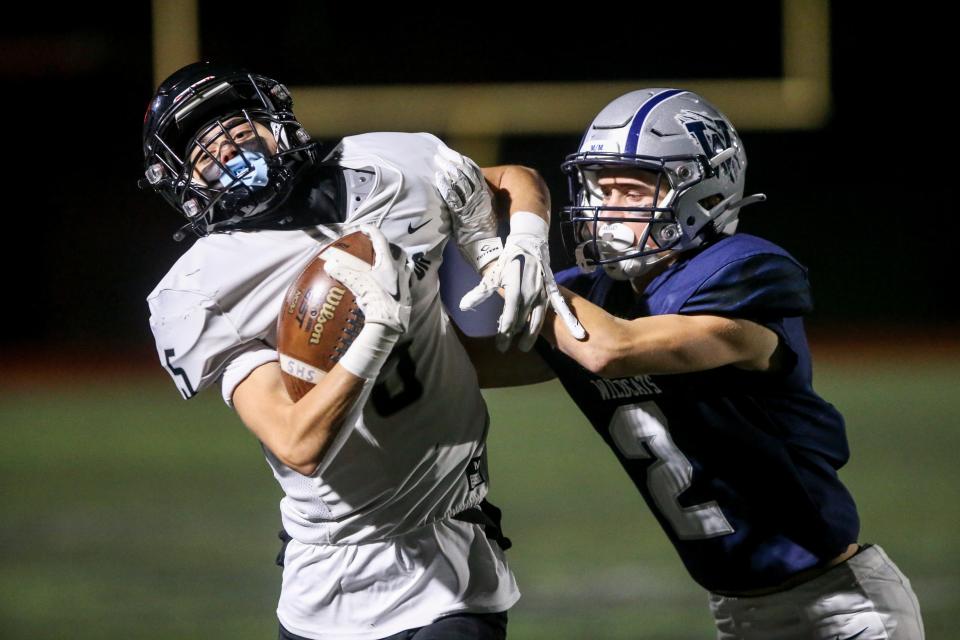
[141,61,319,240]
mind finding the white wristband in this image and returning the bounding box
[336,323,400,380]
[509,210,549,237]
[462,236,503,272]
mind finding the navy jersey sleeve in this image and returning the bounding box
[555,266,614,305]
[676,251,815,382]
[556,266,598,297]
[680,253,812,321]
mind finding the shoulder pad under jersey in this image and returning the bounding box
[675,235,812,320]
[148,288,245,398]
[147,230,328,398]
[331,132,456,258]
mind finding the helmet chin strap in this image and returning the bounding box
[603,257,650,281]
[606,251,673,281]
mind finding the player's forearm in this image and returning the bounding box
[482,165,551,222]
[546,289,777,377]
[543,288,708,377]
[235,363,366,476]
[454,326,556,388]
[543,288,636,376]
[278,364,367,474]
[476,165,552,281]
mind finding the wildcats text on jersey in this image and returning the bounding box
[590,375,662,401]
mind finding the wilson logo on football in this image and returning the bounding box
[309,287,346,345]
[286,289,302,315]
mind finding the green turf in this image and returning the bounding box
[1,359,956,638]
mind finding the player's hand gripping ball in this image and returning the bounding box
[277,231,374,401]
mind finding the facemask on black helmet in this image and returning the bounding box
[560,88,766,280]
[141,61,318,240]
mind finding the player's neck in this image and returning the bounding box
[630,253,680,294]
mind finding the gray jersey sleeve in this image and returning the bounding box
[148,288,255,399]
[221,346,279,407]
[146,229,323,402]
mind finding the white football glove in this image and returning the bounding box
[323,225,413,379]
[460,212,586,352]
[433,145,504,272]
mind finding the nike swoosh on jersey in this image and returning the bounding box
[389,273,402,302]
[407,219,431,233]
[834,628,869,640]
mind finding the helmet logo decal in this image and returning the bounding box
[678,110,742,184]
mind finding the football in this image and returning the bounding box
[277,231,374,401]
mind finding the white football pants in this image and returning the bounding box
[708,544,924,639]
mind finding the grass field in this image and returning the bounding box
[1,352,957,638]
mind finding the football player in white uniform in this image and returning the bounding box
[141,61,581,640]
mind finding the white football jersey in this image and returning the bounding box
[147,132,518,638]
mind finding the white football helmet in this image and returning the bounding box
[561,89,766,280]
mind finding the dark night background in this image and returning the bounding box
[2,5,958,639]
[3,3,956,362]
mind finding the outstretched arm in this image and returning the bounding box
[482,165,551,223]
[541,287,782,378]
[454,325,556,388]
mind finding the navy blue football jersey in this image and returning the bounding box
[537,233,859,593]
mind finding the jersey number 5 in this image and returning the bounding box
[609,402,733,540]
[164,348,196,399]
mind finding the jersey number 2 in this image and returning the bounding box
[609,402,733,540]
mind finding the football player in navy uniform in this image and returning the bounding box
[460,89,925,639]
[141,61,581,640]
